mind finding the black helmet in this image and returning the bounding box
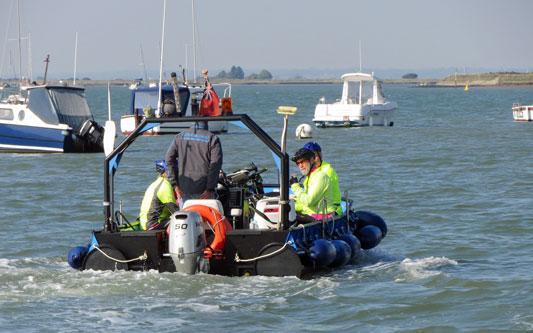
[291,148,315,162]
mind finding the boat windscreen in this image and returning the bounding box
[132,89,190,116]
[344,81,373,102]
[133,90,159,113]
[48,88,94,131]
[27,88,60,125]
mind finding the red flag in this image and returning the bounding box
[199,78,220,116]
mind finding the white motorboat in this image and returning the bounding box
[129,80,146,90]
[313,72,397,127]
[512,103,533,122]
[0,85,105,153]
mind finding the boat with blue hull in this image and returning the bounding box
[68,114,388,277]
[120,83,231,135]
[0,85,105,153]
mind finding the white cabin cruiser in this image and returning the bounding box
[512,103,533,122]
[0,85,104,153]
[313,72,397,127]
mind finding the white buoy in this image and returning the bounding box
[296,123,312,139]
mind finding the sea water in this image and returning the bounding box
[0,84,532,331]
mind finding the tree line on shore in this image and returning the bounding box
[215,66,273,80]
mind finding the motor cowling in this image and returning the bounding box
[77,119,105,150]
[168,211,209,274]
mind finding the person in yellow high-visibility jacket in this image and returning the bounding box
[303,142,343,215]
[139,160,178,230]
[290,148,335,221]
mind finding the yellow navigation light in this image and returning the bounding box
[276,106,298,115]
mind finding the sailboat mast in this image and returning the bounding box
[185,44,188,83]
[192,0,197,84]
[140,44,148,81]
[27,32,32,82]
[157,0,167,116]
[73,32,78,85]
[17,0,22,86]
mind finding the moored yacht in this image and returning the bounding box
[313,72,397,127]
[0,85,105,153]
[512,103,533,122]
[120,82,231,135]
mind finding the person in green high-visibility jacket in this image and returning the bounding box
[290,148,335,221]
[303,142,343,215]
[139,160,179,230]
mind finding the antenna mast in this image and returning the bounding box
[359,40,362,72]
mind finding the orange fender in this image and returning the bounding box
[183,204,232,258]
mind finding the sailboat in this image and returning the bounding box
[119,0,230,135]
[0,1,106,153]
[129,45,150,90]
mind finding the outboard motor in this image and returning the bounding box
[168,211,209,274]
[77,119,105,151]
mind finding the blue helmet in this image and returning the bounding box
[303,141,321,152]
[155,159,167,173]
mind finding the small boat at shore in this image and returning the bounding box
[313,72,397,127]
[0,85,105,153]
[68,113,388,277]
[512,103,533,122]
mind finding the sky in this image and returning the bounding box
[1,0,532,80]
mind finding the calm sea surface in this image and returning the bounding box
[1,83,532,332]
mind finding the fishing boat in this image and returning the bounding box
[313,72,397,127]
[512,103,533,122]
[119,81,231,135]
[67,112,389,277]
[0,84,105,153]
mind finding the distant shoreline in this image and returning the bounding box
[2,73,533,88]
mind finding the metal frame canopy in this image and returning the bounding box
[103,114,290,231]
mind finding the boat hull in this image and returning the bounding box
[0,122,69,153]
[512,105,533,121]
[84,228,309,277]
[313,103,396,128]
[79,210,386,278]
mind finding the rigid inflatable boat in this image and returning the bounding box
[68,114,388,277]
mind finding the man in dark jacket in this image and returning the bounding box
[165,121,223,204]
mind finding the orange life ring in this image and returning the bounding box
[183,204,232,258]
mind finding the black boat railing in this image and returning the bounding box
[103,114,290,231]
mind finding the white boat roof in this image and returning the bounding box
[341,72,378,82]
